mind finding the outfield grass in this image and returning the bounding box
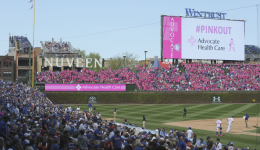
[63,104,260,149]
[246,128,260,134]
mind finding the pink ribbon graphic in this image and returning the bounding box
[229,38,235,52]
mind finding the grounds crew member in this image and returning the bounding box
[113,107,117,119]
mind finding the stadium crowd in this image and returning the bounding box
[0,79,241,150]
[36,63,260,91]
[45,42,71,53]
[14,36,33,49]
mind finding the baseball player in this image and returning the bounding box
[143,114,146,128]
[244,113,250,128]
[186,127,193,141]
[113,107,117,119]
[227,116,234,133]
[216,119,222,137]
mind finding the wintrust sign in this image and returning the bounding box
[185,8,227,19]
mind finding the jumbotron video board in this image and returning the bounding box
[162,16,245,60]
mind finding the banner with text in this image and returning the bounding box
[163,16,245,60]
[163,16,182,59]
[45,84,126,91]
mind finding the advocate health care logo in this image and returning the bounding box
[192,25,235,52]
[76,84,82,91]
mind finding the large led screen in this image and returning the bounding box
[163,16,245,60]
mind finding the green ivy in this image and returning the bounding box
[46,92,260,104]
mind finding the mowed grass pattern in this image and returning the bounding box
[64,104,260,149]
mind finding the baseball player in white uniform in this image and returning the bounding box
[216,119,222,137]
[186,127,193,141]
[227,116,234,133]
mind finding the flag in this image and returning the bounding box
[29,4,33,10]
[28,0,33,3]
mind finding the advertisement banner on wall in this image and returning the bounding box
[45,84,126,91]
[87,96,98,104]
[211,95,222,103]
[163,16,245,60]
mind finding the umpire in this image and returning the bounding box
[183,107,187,118]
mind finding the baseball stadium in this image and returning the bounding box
[1,1,260,150]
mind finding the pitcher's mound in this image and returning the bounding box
[164,117,260,136]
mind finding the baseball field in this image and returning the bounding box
[64,104,260,149]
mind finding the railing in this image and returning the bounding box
[44,51,77,54]
[39,54,83,58]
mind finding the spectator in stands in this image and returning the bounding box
[206,137,214,150]
[60,130,70,149]
[111,130,123,150]
[177,136,186,150]
[0,115,11,144]
[196,138,206,150]
[78,130,89,150]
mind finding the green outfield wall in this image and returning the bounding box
[45,91,260,104]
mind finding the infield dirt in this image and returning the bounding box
[164,117,260,136]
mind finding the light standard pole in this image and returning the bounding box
[123,55,126,69]
[144,50,148,69]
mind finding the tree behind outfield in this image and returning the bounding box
[107,52,139,70]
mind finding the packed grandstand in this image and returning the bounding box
[0,80,243,150]
[36,63,260,91]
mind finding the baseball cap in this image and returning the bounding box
[200,138,203,140]
[23,139,30,145]
[217,138,220,141]
[188,127,191,129]
[206,136,210,140]
[18,132,24,136]
[24,133,30,137]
